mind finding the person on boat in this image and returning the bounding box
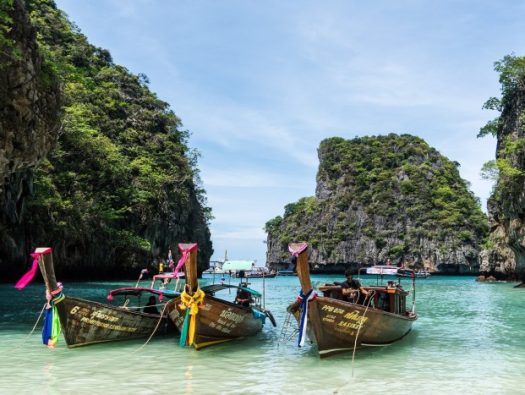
[167,247,174,270]
[235,285,252,307]
[290,255,297,272]
[143,296,159,315]
[340,270,369,303]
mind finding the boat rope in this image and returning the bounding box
[132,303,169,353]
[178,287,205,347]
[351,290,375,377]
[10,303,47,351]
[296,289,317,347]
[117,301,166,310]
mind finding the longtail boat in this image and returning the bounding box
[287,242,417,358]
[166,243,276,350]
[15,248,178,348]
[397,268,431,278]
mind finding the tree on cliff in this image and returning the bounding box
[266,134,488,273]
[1,0,213,279]
[478,55,525,281]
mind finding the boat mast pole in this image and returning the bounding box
[262,269,266,309]
[296,249,313,293]
[38,251,59,293]
[290,242,324,344]
[411,272,416,314]
[212,261,216,285]
[180,243,198,295]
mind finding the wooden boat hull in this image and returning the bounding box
[166,295,263,349]
[291,296,416,357]
[397,273,430,278]
[55,296,167,348]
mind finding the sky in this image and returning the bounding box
[54,0,525,267]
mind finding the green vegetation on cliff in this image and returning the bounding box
[0,1,14,48]
[479,55,525,213]
[478,55,525,280]
[2,0,212,278]
[266,134,488,270]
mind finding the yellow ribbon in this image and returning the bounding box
[178,288,205,346]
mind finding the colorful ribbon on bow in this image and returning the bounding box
[15,248,53,290]
[42,287,64,348]
[178,287,205,347]
[297,288,317,347]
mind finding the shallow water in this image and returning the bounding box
[1,275,524,394]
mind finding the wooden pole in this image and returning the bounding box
[297,252,312,293]
[180,243,198,294]
[38,251,58,292]
[289,242,324,350]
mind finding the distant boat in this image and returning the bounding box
[222,259,255,275]
[19,248,177,348]
[277,270,297,276]
[397,268,431,278]
[244,268,276,278]
[165,243,276,350]
[203,266,224,274]
[364,265,399,276]
[287,242,417,358]
[233,265,276,278]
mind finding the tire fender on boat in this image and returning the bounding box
[264,310,277,327]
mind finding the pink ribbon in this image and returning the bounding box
[288,243,308,257]
[15,248,52,290]
[174,243,198,278]
[173,251,189,279]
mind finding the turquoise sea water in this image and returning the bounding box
[1,275,524,395]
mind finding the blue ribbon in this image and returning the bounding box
[297,288,316,347]
[42,291,64,346]
[42,307,53,345]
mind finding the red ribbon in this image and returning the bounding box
[15,248,52,290]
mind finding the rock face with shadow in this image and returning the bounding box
[1,0,212,280]
[479,56,525,282]
[0,0,61,240]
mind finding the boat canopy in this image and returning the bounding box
[201,284,261,297]
[222,260,254,272]
[365,266,399,275]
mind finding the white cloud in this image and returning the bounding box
[212,227,266,241]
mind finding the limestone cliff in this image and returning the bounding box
[266,134,488,274]
[479,55,525,281]
[0,0,61,223]
[1,0,212,280]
